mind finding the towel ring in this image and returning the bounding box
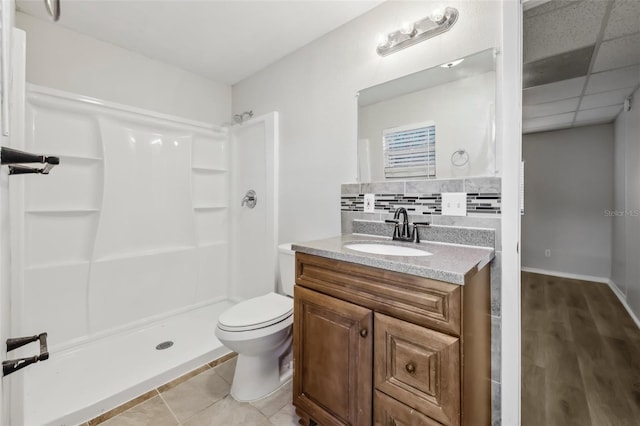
[451,148,469,167]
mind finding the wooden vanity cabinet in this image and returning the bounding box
[293,252,490,426]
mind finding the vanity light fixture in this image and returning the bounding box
[376,7,459,57]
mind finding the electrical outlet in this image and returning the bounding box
[545,249,551,258]
[364,193,375,213]
[441,192,467,216]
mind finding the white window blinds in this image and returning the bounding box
[383,122,436,179]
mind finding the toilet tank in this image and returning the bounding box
[278,243,296,297]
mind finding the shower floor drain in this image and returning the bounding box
[156,341,174,350]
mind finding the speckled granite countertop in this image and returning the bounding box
[292,234,494,285]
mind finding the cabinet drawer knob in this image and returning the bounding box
[359,328,368,338]
[405,362,416,374]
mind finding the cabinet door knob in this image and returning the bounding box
[359,328,368,338]
[405,362,416,374]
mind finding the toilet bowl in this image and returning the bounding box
[215,243,295,402]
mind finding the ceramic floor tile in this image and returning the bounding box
[183,395,272,426]
[160,369,230,423]
[268,401,300,426]
[100,396,178,426]
[213,357,237,384]
[250,380,293,418]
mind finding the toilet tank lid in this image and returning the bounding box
[218,292,293,330]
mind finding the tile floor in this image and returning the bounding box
[87,357,299,426]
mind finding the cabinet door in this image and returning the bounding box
[294,286,373,426]
[374,313,460,425]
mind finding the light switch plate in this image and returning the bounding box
[441,192,467,216]
[364,193,375,213]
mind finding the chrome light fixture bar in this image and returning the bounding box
[376,7,459,57]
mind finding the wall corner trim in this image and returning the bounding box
[608,279,640,330]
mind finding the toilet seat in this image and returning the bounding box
[218,292,293,332]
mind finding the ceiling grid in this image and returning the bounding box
[523,0,640,134]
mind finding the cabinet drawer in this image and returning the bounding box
[296,253,461,336]
[374,390,442,426]
[374,313,460,426]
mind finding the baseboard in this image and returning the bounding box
[520,267,610,284]
[521,267,640,330]
[607,280,640,330]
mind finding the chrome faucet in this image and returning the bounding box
[385,207,430,243]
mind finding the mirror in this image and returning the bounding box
[357,48,497,182]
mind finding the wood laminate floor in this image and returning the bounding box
[521,272,640,426]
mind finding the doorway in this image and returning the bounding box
[521,1,640,424]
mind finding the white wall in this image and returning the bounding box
[15,12,231,124]
[612,87,640,320]
[359,71,496,180]
[522,124,614,279]
[232,0,502,244]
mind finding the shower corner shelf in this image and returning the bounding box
[26,208,100,215]
[191,166,227,173]
[194,204,227,211]
[25,259,91,272]
[198,241,228,249]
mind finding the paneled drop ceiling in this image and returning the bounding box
[523,0,640,134]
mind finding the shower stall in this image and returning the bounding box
[3,39,279,424]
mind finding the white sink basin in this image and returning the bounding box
[344,243,432,257]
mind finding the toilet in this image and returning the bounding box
[215,243,295,401]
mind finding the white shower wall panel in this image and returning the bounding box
[27,94,102,159]
[92,118,195,259]
[25,212,97,267]
[24,158,102,211]
[17,85,230,350]
[195,244,228,301]
[23,263,90,343]
[89,249,199,332]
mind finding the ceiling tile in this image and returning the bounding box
[580,87,635,109]
[523,77,586,105]
[523,45,594,88]
[592,33,640,72]
[523,0,608,63]
[576,104,622,122]
[604,0,640,40]
[524,1,580,19]
[523,123,575,134]
[586,65,640,93]
[523,112,576,133]
[523,97,580,119]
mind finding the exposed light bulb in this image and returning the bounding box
[377,33,390,48]
[400,21,416,36]
[430,8,445,24]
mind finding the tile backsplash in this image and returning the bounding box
[341,177,501,215]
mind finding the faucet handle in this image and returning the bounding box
[411,222,430,244]
[385,219,400,240]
